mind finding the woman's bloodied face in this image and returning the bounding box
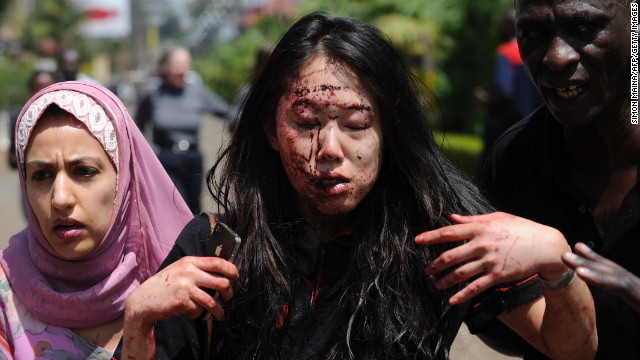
[269,55,383,223]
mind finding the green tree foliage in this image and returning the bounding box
[0,57,34,110]
[298,0,514,133]
[0,0,13,22]
[438,0,514,133]
[193,0,514,134]
[21,0,85,52]
[193,17,287,102]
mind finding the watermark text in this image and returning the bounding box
[632,3,638,124]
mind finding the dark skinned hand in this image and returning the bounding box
[563,242,640,313]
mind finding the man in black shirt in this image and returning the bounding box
[481,0,639,358]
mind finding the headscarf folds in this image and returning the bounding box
[0,81,193,328]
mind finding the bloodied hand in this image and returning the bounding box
[124,256,239,325]
[415,212,571,304]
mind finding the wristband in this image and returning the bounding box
[541,268,576,290]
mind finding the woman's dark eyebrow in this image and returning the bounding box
[68,156,106,167]
[25,160,50,168]
[25,156,105,168]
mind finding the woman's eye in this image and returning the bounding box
[346,124,370,131]
[74,167,98,177]
[31,170,52,182]
[294,119,320,130]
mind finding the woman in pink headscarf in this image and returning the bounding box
[0,81,192,359]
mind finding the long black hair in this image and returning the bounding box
[207,12,493,359]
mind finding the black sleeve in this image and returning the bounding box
[152,214,214,360]
[477,110,538,209]
[200,85,229,119]
[113,215,212,360]
[465,275,543,334]
[113,213,211,360]
[134,93,153,133]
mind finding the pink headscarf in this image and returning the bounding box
[0,81,193,328]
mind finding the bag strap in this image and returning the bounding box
[203,212,216,360]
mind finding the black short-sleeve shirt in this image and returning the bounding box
[481,106,640,359]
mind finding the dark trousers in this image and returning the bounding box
[157,147,203,214]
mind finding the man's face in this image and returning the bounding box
[166,49,191,89]
[516,0,631,127]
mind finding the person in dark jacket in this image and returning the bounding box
[135,45,228,214]
[481,0,638,358]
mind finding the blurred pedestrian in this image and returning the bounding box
[56,47,100,84]
[135,45,229,214]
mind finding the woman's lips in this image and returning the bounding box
[53,221,84,240]
[314,177,350,195]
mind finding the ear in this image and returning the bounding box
[263,119,279,152]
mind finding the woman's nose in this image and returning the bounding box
[51,174,76,210]
[316,126,344,162]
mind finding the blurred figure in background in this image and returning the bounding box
[227,43,274,132]
[56,47,100,84]
[474,8,541,178]
[135,45,229,214]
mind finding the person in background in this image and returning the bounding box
[135,45,229,214]
[0,81,192,358]
[121,13,595,360]
[481,0,637,358]
[56,47,100,84]
[474,8,541,178]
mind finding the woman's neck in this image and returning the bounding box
[298,214,352,244]
[73,315,124,351]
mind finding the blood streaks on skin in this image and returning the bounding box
[294,87,310,97]
[292,85,372,113]
[306,131,315,162]
[292,97,312,110]
[346,103,372,112]
[273,57,381,215]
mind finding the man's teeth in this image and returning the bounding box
[555,85,583,99]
